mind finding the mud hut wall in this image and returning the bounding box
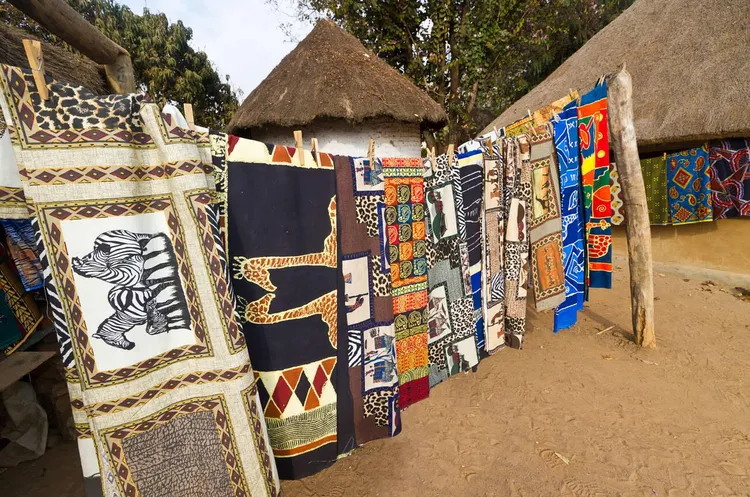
[246,118,422,158]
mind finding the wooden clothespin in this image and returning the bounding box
[429,146,437,172]
[22,39,48,100]
[310,137,319,165]
[294,130,305,166]
[368,139,375,165]
[493,126,500,142]
[183,103,195,131]
[447,143,455,164]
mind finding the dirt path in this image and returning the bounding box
[3,267,749,496]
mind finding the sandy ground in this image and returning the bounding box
[3,266,750,497]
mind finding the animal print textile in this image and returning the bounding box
[609,162,625,225]
[0,65,279,497]
[218,135,353,478]
[383,157,429,410]
[528,124,566,312]
[578,82,613,289]
[708,139,750,219]
[334,154,400,443]
[666,146,713,224]
[552,102,585,332]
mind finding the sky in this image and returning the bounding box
[119,0,314,97]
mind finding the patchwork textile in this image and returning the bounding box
[578,82,613,289]
[708,138,750,219]
[641,156,670,225]
[0,65,279,496]
[479,141,506,353]
[334,154,400,442]
[219,135,352,479]
[424,154,478,387]
[552,103,585,332]
[666,146,712,224]
[1,219,43,291]
[609,162,625,226]
[383,157,429,410]
[502,137,531,349]
[528,125,566,312]
[456,150,485,350]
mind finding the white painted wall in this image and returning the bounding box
[248,118,423,158]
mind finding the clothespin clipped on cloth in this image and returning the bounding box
[22,39,48,100]
[429,146,437,172]
[368,139,375,166]
[183,103,195,131]
[294,130,305,166]
[447,144,455,164]
[493,126,500,143]
[311,138,319,166]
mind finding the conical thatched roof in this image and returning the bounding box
[481,0,750,152]
[0,23,109,94]
[228,19,447,134]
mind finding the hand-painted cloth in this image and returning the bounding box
[641,156,670,225]
[479,140,506,353]
[424,154,479,386]
[334,154,401,442]
[1,219,43,291]
[218,135,353,479]
[456,150,485,350]
[383,157,429,409]
[502,137,531,348]
[0,244,43,355]
[708,138,750,219]
[552,103,585,332]
[666,146,712,224]
[528,124,566,312]
[0,65,279,496]
[609,162,625,225]
[578,82,613,289]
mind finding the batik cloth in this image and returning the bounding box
[334,154,400,442]
[528,124,566,312]
[578,82,613,289]
[456,150,485,350]
[552,103,585,332]
[479,141,506,353]
[641,156,670,225]
[708,139,750,219]
[532,93,578,127]
[218,135,353,479]
[0,65,279,497]
[666,146,712,224]
[502,137,531,348]
[503,115,534,138]
[1,219,43,291]
[423,154,479,387]
[382,157,429,409]
[609,162,625,225]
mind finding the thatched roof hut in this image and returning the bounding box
[0,23,110,94]
[481,0,750,153]
[228,19,447,144]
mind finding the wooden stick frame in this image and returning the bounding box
[22,39,48,100]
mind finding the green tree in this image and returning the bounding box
[281,0,633,147]
[0,0,239,129]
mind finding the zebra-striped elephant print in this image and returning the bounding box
[71,229,191,350]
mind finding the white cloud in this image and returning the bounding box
[119,0,313,96]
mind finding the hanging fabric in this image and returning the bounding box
[708,138,750,219]
[424,154,480,386]
[502,137,531,348]
[455,150,485,351]
[609,162,626,225]
[552,102,586,332]
[382,157,430,409]
[528,124,566,312]
[578,81,613,289]
[0,244,42,355]
[1,219,43,291]
[666,146,713,224]
[334,154,401,441]
[0,65,279,496]
[640,156,670,225]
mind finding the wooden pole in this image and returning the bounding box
[607,66,656,348]
[8,0,136,93]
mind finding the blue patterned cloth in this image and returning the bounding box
[552,102,585,332]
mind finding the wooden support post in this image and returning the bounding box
[607,66,656,348]
[8,0,136,93]
[183,103,195,130]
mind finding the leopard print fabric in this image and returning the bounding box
[354,195,382,238]
[449,297,476,339]
[363,388,394,427]
[370,254,391,297]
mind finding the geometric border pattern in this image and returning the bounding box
[100,395,251,497]
[22,159,212,186]
[35,194,212,388]
[242,383,279,497]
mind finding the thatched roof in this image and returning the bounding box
[228,19,447,134]
[480,0,750,152]
[0,23,109,94]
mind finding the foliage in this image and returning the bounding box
[279,0,634,146]
[0,0,239,129]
